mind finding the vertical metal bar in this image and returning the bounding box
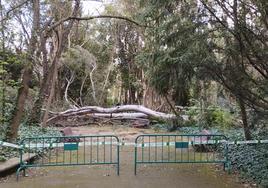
[17,144,24,181]
[63,139,65,164]
[36,138,38,162]
[168,136,170,161]
[20,141,23,165]
[110,137,112,163]
[77,139,79,164]
[49,140,51,164]
[200,136,202,161]
[214,138,218,161]
[175,136,177,162]
[70,149,72,164]
[224,136,229,172]
[84,137,86,164]
[134,137,137,175]
[97,137,99,163]
[56,141,58,164]
[206,136,209,162]
[155,136,157,162]
[142,137,144,162]
[116,137,120,176]
[104,136,106,162]
[215,136,218,162]
[90,137,92,163]
[148,136,151,162]
[161,136,164,162]
[187,136,190,162]
[181,136,183,161]
[42,138,44,165]
[193,136,196,162]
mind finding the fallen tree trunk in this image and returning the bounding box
[46,105,181,125]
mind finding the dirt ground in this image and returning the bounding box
[0,125,245,188]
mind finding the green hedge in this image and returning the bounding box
[229,144,268,187]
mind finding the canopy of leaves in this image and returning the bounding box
[137,0,268,110]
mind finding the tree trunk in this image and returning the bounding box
[5,68,32,141]
[27,49,57,125]
[89,64,97,104]
[79,74,88,106]
[46,105,181,125]
[5,0,40,141]
[238,97,252,140]
[28,0,81,125]
[42,55,60,127]
[0,0,5,50]
[64,70,76,108]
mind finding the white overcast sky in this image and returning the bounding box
[82,1,111,16]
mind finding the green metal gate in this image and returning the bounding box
[16,134,229,179]
[17,135,120,180]
[134,134,229,175]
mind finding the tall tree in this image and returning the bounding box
[6,0,40,141]
[137,0,268,140]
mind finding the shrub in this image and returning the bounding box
[185,105,235,129]
[18,124,62,141]
[0,124,62,161]
[228,144,268,187]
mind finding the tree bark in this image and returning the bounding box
[79,74,88,106]
[5,0,40,142]
[64,70,76,108]
[99,45,115,104]
[42,55,60,127]
[46,105,181,125]
[238,97,252,140]
[28,0,81,125]
[5,69,32,141]
[89,63,97,104]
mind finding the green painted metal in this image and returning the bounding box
[64,143,79,151]
[175,142,189,149]
[134,134,229,175]
[16,135,120,181]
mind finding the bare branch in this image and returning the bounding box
[47,15,143,32]
[0,0,29,22]
[89,59,97,104]
[200,0,236,36]
[79,74,88,106]
[65,71,77,109]
[14,14,30,45]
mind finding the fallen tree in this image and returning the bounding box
[46,105,183,126]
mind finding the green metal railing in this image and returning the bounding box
[16,134,230,179]
[16,135,120,181]
[134,134,229,175]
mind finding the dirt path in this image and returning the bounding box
[0,126,244,188]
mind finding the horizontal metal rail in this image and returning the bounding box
[2,139,268,150]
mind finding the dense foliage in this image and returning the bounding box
[229,144,268,186]
[0,125,61,162]
[136,0,268,140]
[0,0,267,186]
